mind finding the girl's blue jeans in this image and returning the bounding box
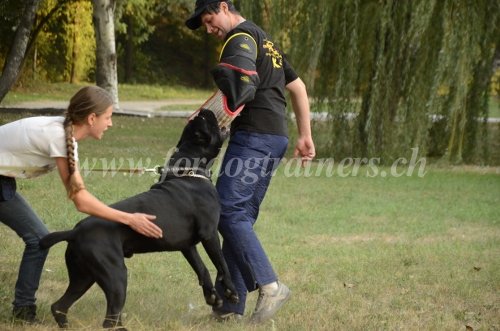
[0,192,49,308]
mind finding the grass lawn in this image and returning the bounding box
[2,82,499,118]
[489,96,500,118]
[0,112,498,330]
[0,82,211,105]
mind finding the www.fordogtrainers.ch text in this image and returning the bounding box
[79,147,427,181]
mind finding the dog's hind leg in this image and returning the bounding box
[181,247,222,308]
[200,234,239,304]
[92,259,128,331]
[51,249,95,328]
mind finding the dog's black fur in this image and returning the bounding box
[40,110,238,330]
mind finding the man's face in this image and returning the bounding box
[200,3,230,40]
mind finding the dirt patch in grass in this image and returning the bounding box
[307,233,404,245]
[418,224,500,244]
[307,223,499,246]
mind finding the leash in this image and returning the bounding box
[86,166,212,180]
[87,166,165,175]
[0,165,212,180]
[0,165,165,176]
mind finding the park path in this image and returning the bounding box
[0,99,205,118]
[0,99,330,120]
[1,99,499,122]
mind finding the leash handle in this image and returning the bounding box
[130,165,164,175]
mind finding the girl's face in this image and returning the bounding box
[89,105,113,139]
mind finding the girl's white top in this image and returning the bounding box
[0,116,78,178]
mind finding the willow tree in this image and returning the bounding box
[238,0,499,164]
[425,0,499,164]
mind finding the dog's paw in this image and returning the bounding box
[103,318,127,331]
[224,289,239,304]
[51,305,69,328]
[205,288,223,308]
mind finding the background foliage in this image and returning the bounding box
[36,0,95,82]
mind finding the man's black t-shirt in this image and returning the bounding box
[225,21,298,137]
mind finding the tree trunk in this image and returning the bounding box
[92,0,119,110]
[69,10,78,84]
[124,15,134,83]
[0,0,41,103]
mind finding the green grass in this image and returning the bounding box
[490,96,500,118]
[0,111,499,330]
[0,82,211,106]
[159,104,202,111]
[118,84,210,101]
[4,82,498,117]
[0,82,81,104]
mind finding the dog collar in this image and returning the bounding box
[159,167,212,182]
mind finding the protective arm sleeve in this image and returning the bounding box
[211,33,260,111]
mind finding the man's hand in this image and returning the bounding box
[294,136,316,167]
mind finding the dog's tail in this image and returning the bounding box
[39,230,74,249]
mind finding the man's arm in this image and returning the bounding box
[211,32,259,111]
[286,77,316,166]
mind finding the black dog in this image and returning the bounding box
[40,109,238,330]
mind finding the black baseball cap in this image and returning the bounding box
[185,0,222,30]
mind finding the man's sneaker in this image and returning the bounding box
[211,310,243,322]
[12,305,39,324]
[250,281,291,323]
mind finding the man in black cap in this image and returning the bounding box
[186,0,315,324]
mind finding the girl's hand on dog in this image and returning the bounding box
[128,213,163,238]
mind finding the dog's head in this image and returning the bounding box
[174,109,226,168]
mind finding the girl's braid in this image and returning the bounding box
[63,86,113,198]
